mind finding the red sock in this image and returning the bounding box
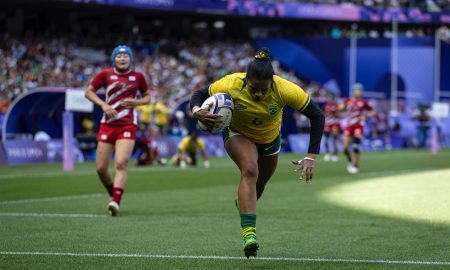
[106,184,114,197]
[112,187,124,205]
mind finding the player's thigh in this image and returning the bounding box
[257,153,279,182]
[96,142,114,170]
[114,139,135,165]
[225,135,258,173]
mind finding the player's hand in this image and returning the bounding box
[291,157,316,183]
[193,104,223,130]
[101,104,118,119]
[121,98,138,108]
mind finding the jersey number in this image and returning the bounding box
[252,117,263,125]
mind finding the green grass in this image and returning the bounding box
[1,149,450,269]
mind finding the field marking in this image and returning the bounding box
[0,251,449,265]
[0,193,103,205]
[0,212,105,218]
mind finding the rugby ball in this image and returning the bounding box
[197,93,233,133]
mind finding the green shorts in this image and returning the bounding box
[222,127,281,156]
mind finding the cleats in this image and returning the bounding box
[323,154,331,162]
[347,163,359,174]
[107,201,119,216]
[331,155,338,162]
[243,236,259,258]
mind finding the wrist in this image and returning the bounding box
[192,106,202,114]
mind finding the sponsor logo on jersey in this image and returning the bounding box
[268,104,278,116]
[129,76,136,81]
[235,104,247,110]
[101,134,107,140]
[110,75,118,80]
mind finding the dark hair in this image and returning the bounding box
[246,47,274,81]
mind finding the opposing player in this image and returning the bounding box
[190,48,324,258]
[172,130,210,169]
[323,93,341,162]
[84,45,150,216]
[339,83,373,174]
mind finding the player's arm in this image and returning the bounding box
[189,87,222,128]
[291,100,325,182]
[85,84,117,119]
[122,91,151,108]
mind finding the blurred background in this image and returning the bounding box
[1,0,449,165]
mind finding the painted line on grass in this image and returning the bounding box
[0,251,448,266]
[0,212,105,218]
[0,193,103,205]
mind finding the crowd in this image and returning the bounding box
[0,37,307,110]
[264,0,450,11]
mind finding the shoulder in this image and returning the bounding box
[211,73,246,91]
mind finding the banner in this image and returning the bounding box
[2,140,48,164]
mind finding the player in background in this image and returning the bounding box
[172,129,210,169]
[323,93,341,162]
[370,110,392,150]
[190,48,324,258]
[339,83,373,174]
[84,45,150,216]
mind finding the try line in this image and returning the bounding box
[0,251,449,266]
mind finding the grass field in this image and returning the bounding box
[1,149,450,270]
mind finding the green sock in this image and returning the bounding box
[240,213,256,240]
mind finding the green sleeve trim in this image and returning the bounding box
[297,96,311,112]
[208,85,212,96]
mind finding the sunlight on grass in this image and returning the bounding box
[319,169,450,225]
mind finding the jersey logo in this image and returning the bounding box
[268,104,278,116]
[235,104,247,110]
[110,75,118,80]
[101,134,107,140]
[129,76,136,81]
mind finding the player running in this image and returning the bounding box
[190,48,324,258]
[339,83,373,174]
[323,93,341,162]
[84,45,150,216]
[172,130,210,169]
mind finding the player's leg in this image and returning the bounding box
[108,138,135,216]
[256,153,278,200]
[225,135,259,258]
[352,136,362,170]
[189,152,197,166]
[331,125,340,161]
[95,142,115,197]
[323,131,331,161]
[342,134,352,164]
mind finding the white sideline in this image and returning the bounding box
[0,251,449,265]
[0,212,105,218]
[0,193,103,205]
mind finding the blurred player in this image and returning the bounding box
[323,93,341,162]
[84,45,150,216]
[190,48,324,258]
[339,83,373,174]
[172,130,210,169]
[370,110,392,150]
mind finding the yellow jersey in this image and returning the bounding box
[154,101,169,126]
[136,104,153,124]
[178,136,206,154]
[209,73,310,144]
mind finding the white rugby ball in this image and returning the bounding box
[198,93,234,133]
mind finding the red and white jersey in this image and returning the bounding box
[342,98,372,126]
[91,68,149,126]
[323,102,340,125]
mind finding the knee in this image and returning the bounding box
[115,159,129,171]
[96,165,108,176]
[241,165,258,182]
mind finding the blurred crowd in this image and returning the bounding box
[265,0,450,11]
[0,36,307,112]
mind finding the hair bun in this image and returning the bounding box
[254,47,271,61]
